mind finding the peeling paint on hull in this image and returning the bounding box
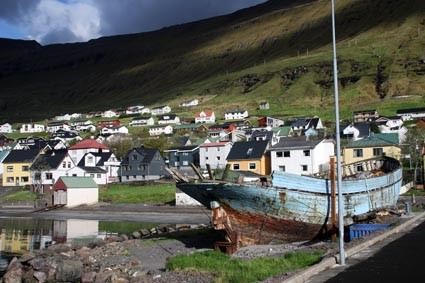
[176,157,402,244]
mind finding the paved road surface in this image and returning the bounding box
[305,213,425,282]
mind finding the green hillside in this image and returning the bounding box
[0,0,424,123]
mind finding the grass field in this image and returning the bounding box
[166,250,325,283]
[99,183,176,204]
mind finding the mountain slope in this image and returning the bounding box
[0,0,424,123]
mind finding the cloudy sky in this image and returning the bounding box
[0,0,267,45]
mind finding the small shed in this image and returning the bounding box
[53,176,98,208]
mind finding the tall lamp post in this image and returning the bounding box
[331,0,345,265]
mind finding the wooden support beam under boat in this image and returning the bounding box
[206,164,214,180]
[165,167,189,183]
[221,164,231,181]
[190,163,205,180]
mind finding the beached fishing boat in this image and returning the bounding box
[169,156,402,250]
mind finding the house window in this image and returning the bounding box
[356,164,364,172]
[21,177,29,182]
[182,161,189,166]
[301,165,308,172]
[373,148,383,156]
[183,152,189,156]
[279,166,285,172]
[132,154,138,160]
[87,156,93,163]
[276,152,283,158]
[233,164,240,170]
[97,174,101,178]
[249,163,256,170]
[217,147,220,151]
[353,149,363,157]
[45,173,53,180]
[206,148,208,152]
[206,157,209,160]
[217,156,221,161]
[284,151,290,157]
[34,173,41,180]
[62,162,66,168]
[90,174,95,178]
[6,166,13,172]
[68,162,71,168]
[6,177,14,183]
[303,150,310,157]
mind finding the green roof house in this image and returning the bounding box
[53,176,98,208]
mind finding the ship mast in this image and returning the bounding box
[331,0,345,265]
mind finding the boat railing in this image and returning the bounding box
[309,156,400,179]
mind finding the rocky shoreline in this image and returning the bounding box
[2,224,223,283]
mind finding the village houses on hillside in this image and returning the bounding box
[0,102,422,208]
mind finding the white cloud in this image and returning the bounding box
[24,0,101,44]
[0,0,267,45]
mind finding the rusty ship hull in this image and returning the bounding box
[175,157,403,245]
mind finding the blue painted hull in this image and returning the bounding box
[176,157,403,243]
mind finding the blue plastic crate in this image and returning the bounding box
[349,223,390,241]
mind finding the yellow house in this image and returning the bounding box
[2,149,39,187]
[343,134,401,165]
[226,140,271,176]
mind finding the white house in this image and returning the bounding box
[70,113,83,120]
[70,119,93,128]
[199,141,233,170]
[53,176,98,208]
[100,125,129,135]
[179,99,199,107]
[102,110,119,118]
[270,137,335,175]
[54,114,72,121]
[266,117,285,128]
[342,122,370,141]
[51,130,82,145]
[66,151,119,184]
[224,109,249,120]
[141,108,151,114]
[20,124,45,133]
[68,139,110,165]
[30,149,76,193]
[195,111,216,124]
[125,105,145,115]
[289,117,324,135]
[148,125,173,136]
[46,122,71,133]
[71,120,96,132]
[0,123,13,133]
[375,116,407,143]
[259,102,270,110]
[396,107,425,121]
[151,105,171,116]
[157,114,180,125]
[129,116,155,127]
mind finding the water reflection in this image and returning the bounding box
[53,219,99,244]
[0,217,145,276]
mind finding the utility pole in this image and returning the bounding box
[331,0,345,265]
